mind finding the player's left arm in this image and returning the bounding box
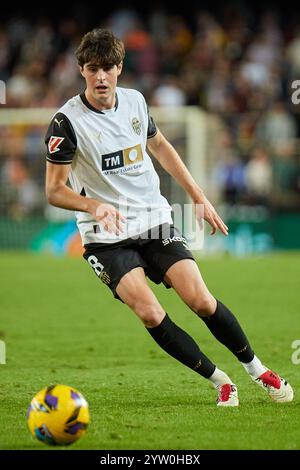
[147,129,228,236]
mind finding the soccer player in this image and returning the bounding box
[45,29,293,406]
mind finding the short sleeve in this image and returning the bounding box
[147,107,157,139]
[45,112,77,164]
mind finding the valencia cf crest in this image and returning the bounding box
[100,271,111,285]
[132,117,141,135]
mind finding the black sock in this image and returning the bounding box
[146,313,215,379]
[201,300,254,363]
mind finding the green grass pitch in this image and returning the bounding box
[0,251,299,450]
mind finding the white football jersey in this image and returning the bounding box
[45,87,173,245]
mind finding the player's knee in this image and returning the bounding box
[189,294,216,317]
[132,301,165,328]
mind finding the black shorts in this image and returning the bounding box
[83,224,194,302]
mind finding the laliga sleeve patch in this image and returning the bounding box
[48,136,65,154]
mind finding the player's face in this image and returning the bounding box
[80,62,122,109]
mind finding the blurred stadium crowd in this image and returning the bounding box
[1,3,300,218]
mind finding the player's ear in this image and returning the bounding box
[79,66,85,77]
[117,62,123,76]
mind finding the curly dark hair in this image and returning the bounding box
[75,29,125,68]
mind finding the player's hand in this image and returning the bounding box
[88,201,126,235]
[194,193,228,236]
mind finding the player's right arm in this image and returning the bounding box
[45,113,125,234]
[46,161,95,212]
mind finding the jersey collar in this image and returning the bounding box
[80,92,119,114]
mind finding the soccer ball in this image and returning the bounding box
[27,384,90,446]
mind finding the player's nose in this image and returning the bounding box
[96,68,106,81]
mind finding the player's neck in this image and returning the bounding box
[84,90,116,112]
